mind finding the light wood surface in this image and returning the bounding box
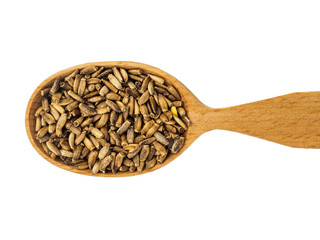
[25,61,320,177]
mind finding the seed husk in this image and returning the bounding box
[46,141,60,156]
[68,90,84,102]
[145,158,157,169]
[138,90,149,105]
[88,150,98,169]
[83,137,95,151]
[108,74,123,90]
[117,120,131,135]
[106,100,121,113]
[80,66,97,75]
[171,137,185,153]
[140,145,150,162]
[79,103,97,116]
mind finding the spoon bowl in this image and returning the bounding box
[26,61,205,177]
[26,61,320,177]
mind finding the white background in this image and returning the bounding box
[1,0,320,239]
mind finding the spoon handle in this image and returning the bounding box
[200,92,320,148]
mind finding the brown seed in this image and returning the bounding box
[158,94,168,112]
[119,165,129,172]
[102,79,118,93]
[171,137,185,153]
[50,78,61,95]
[79,103,97,116]
[134,134,147,144]
[50,105,60,121]
[173,115,187,130]
[88,96,104,103]
[60,150,73,158]
[81,117,93,127]
[106,92,121,101]
[46,141,60,156]
[129,74,144,81]
[100,155,113,172]
[75,130,87,145]
[91,127,104,139]
[109,130,121,146]
[140,145,150,162]
[149,74,165,84]
[89,135,100,149]
[139,137,156,146]
[40,111,56,125]
[154,132,169,145]
[97,68,112,78]
[134,115,142,133]
[115,152,126,170]
[117,120,131,135]
[137,160,144,172]
[80,66,97,75]
[152,141,167,156]
[146,123,160,138]
[80,145,90,159]
[138,90,149,105]
[139,75,150,93]
[42,96,50,112]
[91,67,104,78]
[95,113,109,128]
[68,90,84,102]
[87,78,101,85]
[110,110,119,126]
[127,126,134,144]
[127,145,142,159]
[92,161,101,174]
[99,86,109,96]
[73,74,81,93]
[145,158,157,169]
[75,161,89,170]
[108,74,123,90]
[141,120,155,135]
[113,67,123,83]
[98,143,111,160]
[88,150,98,169]
[106,100,121,113]
[128,69,143,75]
[56,113,67,137]
[83,137,95,151]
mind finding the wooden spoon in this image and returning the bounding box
[26,61,320,177]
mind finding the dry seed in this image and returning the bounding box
[89,135,100,149]
[113,67,123,83]
[79,103,97,116]
[146,123,160,138]
[129,74,144,82]
[106,100,121,113]
[88,150,98,169]
[83,137,95,151]
[68,90,84,102]
[75,130,87,145]
[139,137,156,145]
[140,145,150,162]
[108,74,123,90]
[154,131,169,145]
[46,141,60,156]
[92,161,101,174]
[128,69,143,75]
[97,68,112,78]
[117,120,131,135]
[145,158,157,169]
[80,66,97,75]
[91,67,104,78]
[138,91,149,105]
[72,145,83,161]
[98,143,110,160]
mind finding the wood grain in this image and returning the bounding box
[26,61,320,177]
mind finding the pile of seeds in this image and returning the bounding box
[34,65,190,174]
